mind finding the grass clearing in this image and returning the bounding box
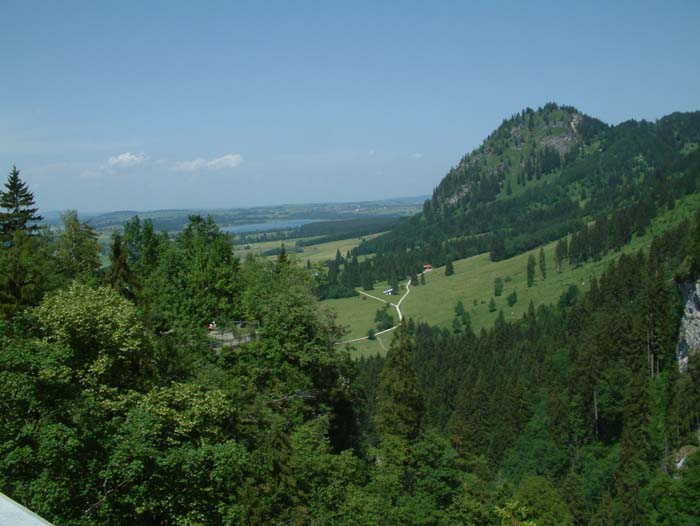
[322,193,700,357]
[338,331,395,358]
[233,236,321,259]
[323,294,397,340]
[298,233,384,263]
[234,232,386,264]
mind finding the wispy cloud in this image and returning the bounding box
[80,151,149,179]
[173,153,243,172]
[108,152,148,167]
[410,152,423,160]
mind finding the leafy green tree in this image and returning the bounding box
[0,230,54,318]
[35,282,153,390]
[563,470,587,526]
[527,254,536,287]
[123,216,162,275]
[375,305,394,331]
[375,324,424,440]
[97,382,252,525]
[440,473,494,526]
[144,215,240,329]
[0,165,42,240]
[494,500,537,526]
[514,476,573,526]
[55,210,101,279]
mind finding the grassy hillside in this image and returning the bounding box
[234,232,386,263]
[298,233,384,263]
[323,294,398,340]
[331,192,700,357]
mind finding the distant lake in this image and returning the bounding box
[221,219,321,234]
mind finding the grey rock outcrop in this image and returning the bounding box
[678,280,700,372]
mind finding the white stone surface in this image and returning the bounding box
[0,493,54,526]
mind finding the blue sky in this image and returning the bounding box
[1,1,699,212]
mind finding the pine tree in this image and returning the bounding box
[361,271,374,291]
[0,165,43,240]
[56,210,100,279]
[390,275,400,296]
[375,323,424,440]
[108,231,137,300]
[539,247,547,280]
[420,272,426,285]
[445,260,455,276]
[527,254,536,287]
[691,210,700,277]
[452,317,463,334]
[276,243,289,267]
[616,368,651,526]
[448,371,490,455]
[488,298,497,312]
[555,237,569,273]
[494,277,504,296]
[563,470,587,526]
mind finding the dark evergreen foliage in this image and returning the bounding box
[0,165,43,240]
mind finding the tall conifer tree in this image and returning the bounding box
[0,165,43,240]
[375,322,424,440]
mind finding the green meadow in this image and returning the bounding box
[330,193,700,357]
[234,232,385,263]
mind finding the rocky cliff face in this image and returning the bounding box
[678,280,700,372]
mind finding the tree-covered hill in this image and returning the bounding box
[1,144,700,524]
[353,103,700,283]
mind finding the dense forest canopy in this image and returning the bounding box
[319,104,700,294]
[1,104,700,525]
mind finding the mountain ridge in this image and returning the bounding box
[352,103,700,283]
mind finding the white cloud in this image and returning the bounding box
[173,153,243,172]
[410,152,423,160]
[108,152,148,167]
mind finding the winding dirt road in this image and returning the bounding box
[334,272,424,345]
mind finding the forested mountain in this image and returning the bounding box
[343,104,700,285]
[1,101,700,526]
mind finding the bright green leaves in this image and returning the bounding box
[35,283,152,390]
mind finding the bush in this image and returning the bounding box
[507,290,518,306]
